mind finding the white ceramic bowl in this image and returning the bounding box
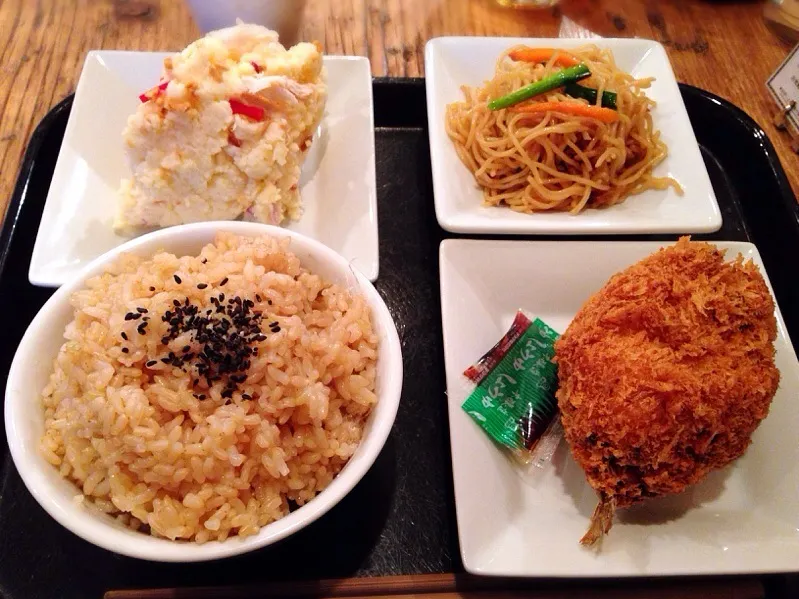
[5,221,402,562]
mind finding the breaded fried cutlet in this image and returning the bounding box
[553,237,780,545]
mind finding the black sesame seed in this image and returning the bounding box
[120,332,128,340]
[150,292,265,396]
[197,283,208,290]
[146,360,157,367]
[201,258,207,264]
[136,307,148,314]
[267,299,273,305]
[121,347,129,353]
[149,286,156,291]
[174,275,182,284]
[255,294,262,302]
[219,277,229,286]
[199,394,206,400]
[271,326,281,332]
[242,393,251,400]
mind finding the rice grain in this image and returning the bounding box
[40,233,378,542]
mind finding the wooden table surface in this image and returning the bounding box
[0,0,797,222]
[0,5,796,599]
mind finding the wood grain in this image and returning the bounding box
[0,4,790,596]
[0,0,796,213]
[103,571,766,599]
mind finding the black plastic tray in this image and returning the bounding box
[1,80,799,599]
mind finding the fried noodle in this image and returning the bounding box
[445,45,682,214]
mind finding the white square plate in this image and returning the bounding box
[425,37,722,235]
[440,239,799,577]
[29,51,378,286]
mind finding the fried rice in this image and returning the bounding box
[40,232,378,543]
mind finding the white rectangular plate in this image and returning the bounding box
[29,52,378,286]
[440,239,799,577]
[425,37,722,235]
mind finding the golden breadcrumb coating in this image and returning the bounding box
[554,238,779,541]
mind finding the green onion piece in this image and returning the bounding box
[563,82,618,110]
[487,63,591,111]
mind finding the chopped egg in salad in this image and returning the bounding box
[116,24,326,231]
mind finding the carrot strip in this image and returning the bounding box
[508,48,580,67]
[510,101,619,123]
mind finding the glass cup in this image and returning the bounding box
[764,0,799,42]
[185,0,307,47]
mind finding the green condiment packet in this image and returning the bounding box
[462,312,560,454]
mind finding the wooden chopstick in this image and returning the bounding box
[104,572,765,599]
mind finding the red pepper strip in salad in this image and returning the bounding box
[139,80,170,103]
[229,98,265,121]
